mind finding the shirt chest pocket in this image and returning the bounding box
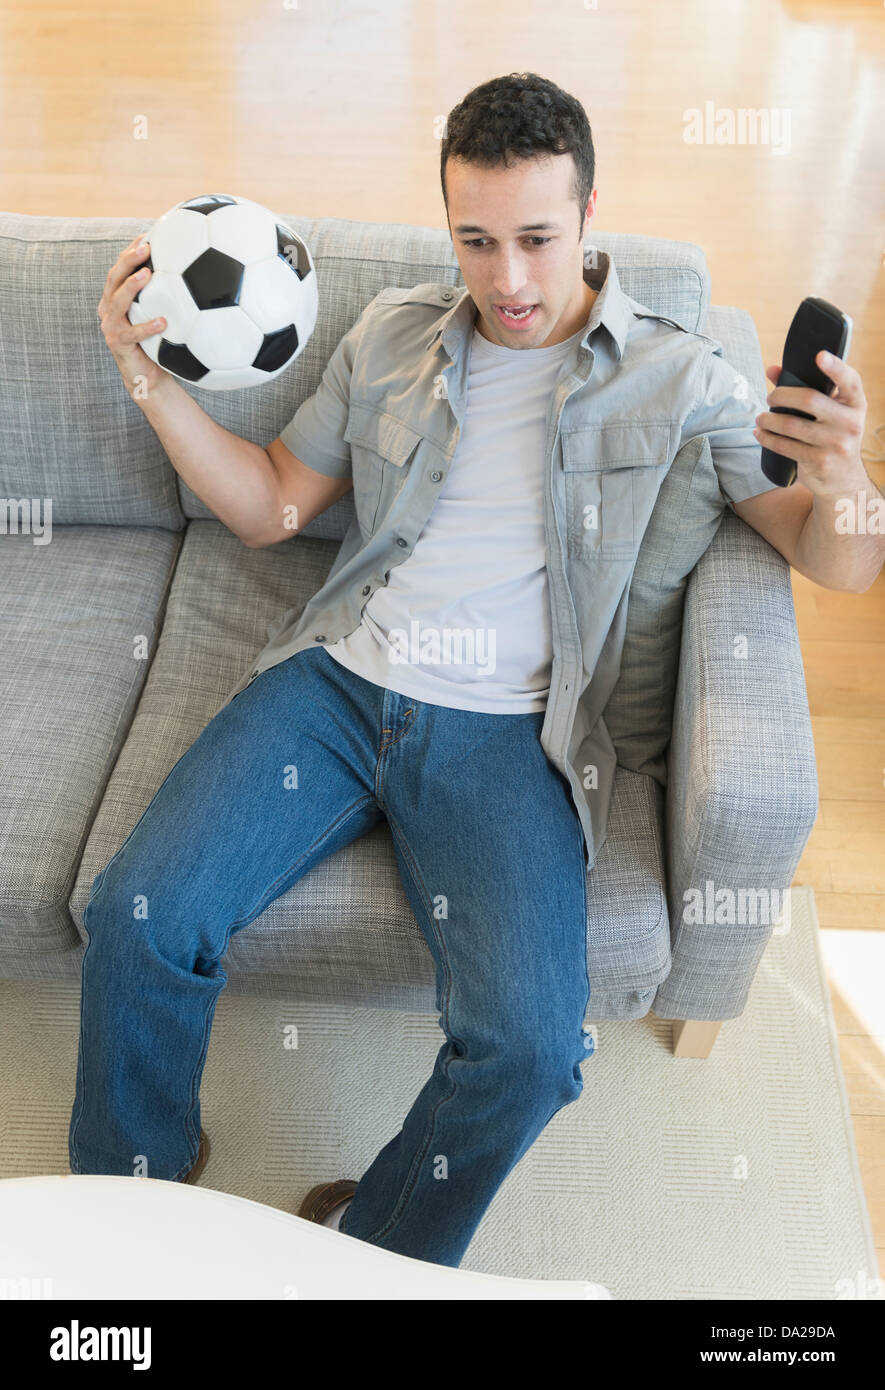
[562,421,672,561]
[343,405,423,537]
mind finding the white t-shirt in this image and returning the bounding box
[324,319,586,712]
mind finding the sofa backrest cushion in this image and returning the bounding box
[0,214,711,533]
[0,215,184,529]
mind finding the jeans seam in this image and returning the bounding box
[85,753,190,910]
[68,920,95,1168]
[171,985,219,1182]
[578,814,592,1030]
[353,807,461,1245]
[74,794,378,1180]
[377,706,417,759]
[202,794,378,970]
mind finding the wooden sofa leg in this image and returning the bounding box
[670,1019,724,1058]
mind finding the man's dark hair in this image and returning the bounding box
[440,73,595,240]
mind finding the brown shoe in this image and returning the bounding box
[298,1178,358,1225]
[182,1128,210,1185]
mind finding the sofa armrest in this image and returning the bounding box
[655,506,819,1020]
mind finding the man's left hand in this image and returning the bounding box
[753,352,868,497]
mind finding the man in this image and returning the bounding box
[72,73,883,1270]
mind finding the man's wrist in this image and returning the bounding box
[130,365,177,413]
[809,457,870,502]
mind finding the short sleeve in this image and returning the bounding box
[278,296,378,480]
[680,344,783,509]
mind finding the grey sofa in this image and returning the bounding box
[0,211,819,1054]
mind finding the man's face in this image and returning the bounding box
[445,152,597,349]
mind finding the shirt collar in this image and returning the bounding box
[423,246,631,363]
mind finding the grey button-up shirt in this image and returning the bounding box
[221,248,774,870]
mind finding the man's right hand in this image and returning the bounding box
[97,236,169,396]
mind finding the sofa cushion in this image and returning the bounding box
[0,526,182,973]
[0,214,185,529]
[69,520,670,1011]
[216,765,669,1020]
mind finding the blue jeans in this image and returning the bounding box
[69,644,593,1268]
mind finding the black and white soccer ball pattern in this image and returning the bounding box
[127,193,318,391]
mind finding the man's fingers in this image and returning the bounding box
[98,258,163,349]
[763,380,857,430]
[755,409,825,447]
[107,264,152,326]
[103,308,166,350]
[755,409,862,458]
[126,316,166,344]
[815,351,865,409]
[99,241,151,315]
[123,233,150,258]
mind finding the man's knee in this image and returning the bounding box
[481,1021,586,1109]
[84,856,170,945]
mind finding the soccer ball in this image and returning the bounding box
[127,193,319,391]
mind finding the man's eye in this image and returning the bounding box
[462,237,553,249]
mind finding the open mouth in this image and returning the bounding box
[494,303,539,328]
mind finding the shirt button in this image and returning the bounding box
[314,634,326,642]
[430,470,442,483]
[441,290,453,300]
[362,584,371,595]
[396,537,408,548]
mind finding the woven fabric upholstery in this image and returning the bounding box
[0,525,182,972]
[0,215,184,529]
[657,504,819,1020]
[0,211,816,1022]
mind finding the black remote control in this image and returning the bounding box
[761,296,853,487]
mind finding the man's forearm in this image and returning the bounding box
[794,468,885,592]
[137,373,278,546]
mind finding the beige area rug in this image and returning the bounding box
[0,886,878,1298]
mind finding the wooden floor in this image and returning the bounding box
[3,0,884,1278]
